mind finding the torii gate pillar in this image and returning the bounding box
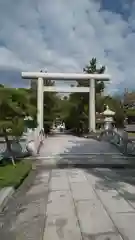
[37,77,44,131]
[89,78,95,132]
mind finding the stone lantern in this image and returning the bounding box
[24,116,33,133]
[102,105,115,130]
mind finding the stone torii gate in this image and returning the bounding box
[22,72,110,132]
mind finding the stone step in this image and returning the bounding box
[34,154,135,169]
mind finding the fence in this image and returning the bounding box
[99,129,135,156]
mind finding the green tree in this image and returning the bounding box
[0,86,36,165]
[43,80,60,132]
[64,58,106,133]
[30,77,60,132]
[83,58,105,93]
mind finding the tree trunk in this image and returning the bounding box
[3,130,16,166]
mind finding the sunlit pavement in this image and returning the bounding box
[0,134,135,240]
[39,134,120,157]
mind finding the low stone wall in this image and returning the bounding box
[0,128,44,161]
[0,138,29,161]
[99,129,135,156]
[26,128,44,155]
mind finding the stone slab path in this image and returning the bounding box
[1,167,135,240]
[0,135,135,239]
[38,134,128,167]
[39,134,120,158]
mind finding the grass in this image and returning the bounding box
[0,159,32,188]
[128,132,135,137]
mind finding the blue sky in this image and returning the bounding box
[0,0,135,93]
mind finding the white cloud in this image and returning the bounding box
[0,0,135,93]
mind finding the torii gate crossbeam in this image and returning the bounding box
[22,72,110,132]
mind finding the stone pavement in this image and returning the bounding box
[39,134,120,158]
[38,134,130,167]
[1,167,135,239]
[0,134,135,240]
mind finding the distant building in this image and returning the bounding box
[123,89,135,124]
[123,89,135,108]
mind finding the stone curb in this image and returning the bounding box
[0,187,14,212]
[0,163,32,213]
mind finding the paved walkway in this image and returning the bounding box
[39,134,127,166]
[0,135,135,239]
[39,134,120,157]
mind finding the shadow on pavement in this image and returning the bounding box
[55,138,135,168]
[54,137,135,204]
[85,167,135,205]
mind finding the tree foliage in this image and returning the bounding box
[29,78,60,132]
[63,58,106,133]
[59,58,125,133]
[43,80,60,132]
[83,58,105,93]
[0,86,36,165]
